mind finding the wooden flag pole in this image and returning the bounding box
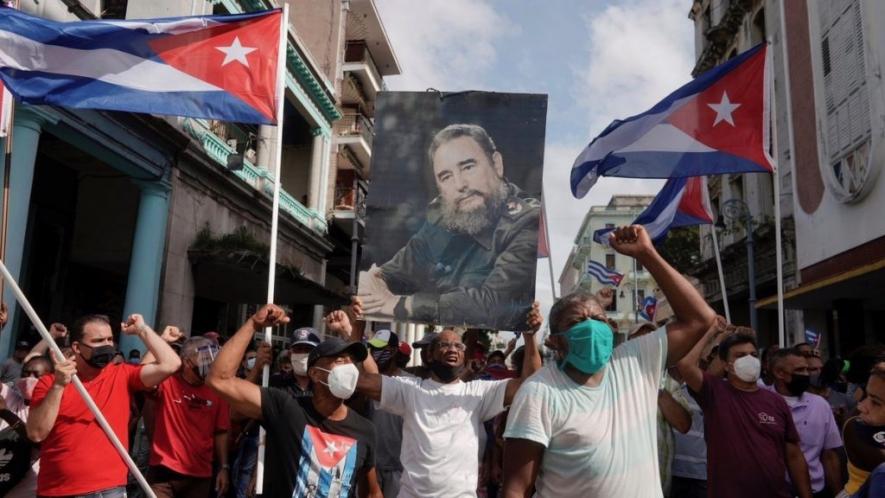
[255,5,289,495]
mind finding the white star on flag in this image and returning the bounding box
[324,441,340,456]
[707,91,741,127]
[215,36,256,67]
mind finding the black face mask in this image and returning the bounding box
[429,360,461,383]
[372,348,394,371]
[786,374,811,396]
[80,344,116,369]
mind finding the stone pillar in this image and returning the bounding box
[256,125,275,170]
[119,181,171,355]
[0,112,44,359]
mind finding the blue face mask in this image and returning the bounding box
[554,318,614,375]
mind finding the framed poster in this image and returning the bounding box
[358,91,547,330]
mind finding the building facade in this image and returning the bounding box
[688,0,885,354]
[0,0,400,356]
[560,196,659,338]
[687,0,804,348]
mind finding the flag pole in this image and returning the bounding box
[256,5,288,495]
[0,260,157,498]
[710,226,731,323]
[767,33,786,347]
[0,0,21,307]
[541,200,558,301]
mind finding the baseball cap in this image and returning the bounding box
[412,331,439,349]
[289,327,321,349]
[368,329,398,349]
[307,337,367,367]
[398,342,412,356]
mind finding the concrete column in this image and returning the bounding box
[0,114,43,359]
[307,130,324,210]
[119,181,170,355]
[256,125,275,170]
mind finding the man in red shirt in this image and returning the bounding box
[27,313,181,497]
[148,335,231,497]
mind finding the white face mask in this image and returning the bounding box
[732,355,761,383]
[290,353,309,376]
[315,363,359,400]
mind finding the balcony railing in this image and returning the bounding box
[334,183,367,220]
[182,118,327,234]
[334,112,374,147]
[343,40,383,92]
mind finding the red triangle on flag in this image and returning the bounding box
[306,425,356,469]
[665,45,772,172]
[148,11,282,122]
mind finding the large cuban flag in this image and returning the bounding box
[0,7,282,124]
[593,176,714,245]
[571,43,773,198]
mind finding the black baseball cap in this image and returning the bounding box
[412,331,439,349]
[307,337,367,367]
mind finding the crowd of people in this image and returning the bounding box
[0,225,881,497]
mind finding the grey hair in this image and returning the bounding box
[427,123,497,166]
[180,336,213,360]
[548,291,603,335]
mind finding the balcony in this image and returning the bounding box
[331,178,367,237]
[343,41,383,102]
[334,112,373,172]
[182,118,327,234]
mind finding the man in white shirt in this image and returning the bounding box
[355,304,542,498]
[501,225,716,498]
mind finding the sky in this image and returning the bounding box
[374,0,696,317]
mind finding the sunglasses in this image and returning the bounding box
[21,370,42,378]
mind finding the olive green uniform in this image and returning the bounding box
[380,183,539,330]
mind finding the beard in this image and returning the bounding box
[439,182,508,236]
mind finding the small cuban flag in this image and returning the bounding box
[586,260,623,287]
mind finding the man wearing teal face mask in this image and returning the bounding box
[501,225,717,498]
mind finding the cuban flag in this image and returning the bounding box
[0,7,283,124]
[571,43,773,198]
[295,425,359,497]
[804,329,820,347]
[586,260,623,287]
[593,176,714,245]
[639,296,657,321]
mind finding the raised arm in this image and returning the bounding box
[206,305,289,421]
[608,226,716,366]
[676,316,729,393]
[26,353,76,443]
[141,325,184,365]
[121,314,181,388]
[25,322,68,363]
[504,302,543,405]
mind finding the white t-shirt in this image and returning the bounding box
[379,375,509,498]
[503,327,668,498]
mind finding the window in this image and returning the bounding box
[607,294,617,312]
[605,223,615,229]
[637,289,646,303]
[817,0,873,202]
[636,260,644,272]
[605,253,616,269]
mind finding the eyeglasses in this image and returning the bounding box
[436,342,466,352]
